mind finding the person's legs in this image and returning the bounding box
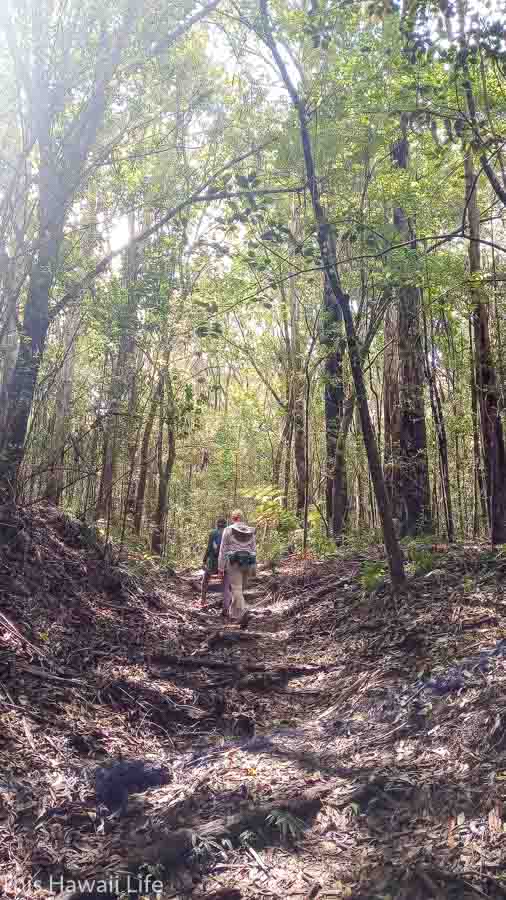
[222,570,232,616]
[227,563,245,620]
[201,569,210,604]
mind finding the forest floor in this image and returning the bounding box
[2,505,506,899]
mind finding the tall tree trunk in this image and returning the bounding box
[288,209,306,518]
[96,213,139,522]
[454,419,465,536]
[398,282,432,534]
[469,322,488,535]
[151,371,177,556]
[0,236,20,436]
[283,416,294,509]
[259,0,405,585]
[354,408,367,531]
[383,300,402,518]
[322,274,347,538]
[134,375,161,535]
[123,213,142,518]
[293,388,306,516]
[273,413,291,486]
[392,116,431,535]
[423,307,454,541]
[46,309,79,505]
[0,214,63,496]
[464,149,506,543]
[0,299,19,435]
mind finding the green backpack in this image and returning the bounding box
[228,550,256,568]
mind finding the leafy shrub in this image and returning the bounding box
[244,485,299,567]
[246,485,298,534]
[407,546,436,575]
[307,511,338,558]
[266,809,306,842]
[359,560,386,591]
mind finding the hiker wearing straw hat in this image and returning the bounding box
[218,509,256,625]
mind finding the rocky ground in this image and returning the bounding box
[1,504,506,899]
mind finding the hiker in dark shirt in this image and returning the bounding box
[201,517,227,606]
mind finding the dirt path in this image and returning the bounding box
[139,560,506,900]
[2,506,506,899]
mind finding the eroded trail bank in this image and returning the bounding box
[1,505,506,899]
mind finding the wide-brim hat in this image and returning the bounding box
[231,522,255,535]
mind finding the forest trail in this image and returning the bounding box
[2,506,506,899]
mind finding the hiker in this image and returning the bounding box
[218,509,256,624]
[201,517,227,606]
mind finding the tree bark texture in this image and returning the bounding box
[422,307,454,541]
[46,309,79,505]
[383,299,402,518]
[464,150,506,543]
[390,116,432,535]
[134,376,162,535]
[322,274,348,538]
[151,371,177,556]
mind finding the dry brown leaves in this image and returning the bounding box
[2,509,506,898]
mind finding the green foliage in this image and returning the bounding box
[306,509,338,558]
[244,486,299,568]
[190,833,233,861]
[407,546,437,576]
[360,560,387,592]
[239,829,261,848]
[246,486,298,535]
[265,809,306,842]
[5,0,504,562]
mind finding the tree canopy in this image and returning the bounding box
[1,0,506,573]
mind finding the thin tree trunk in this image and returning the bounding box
[383,299,402,518]
[259,1,405,585]
[96,214,139,521]
[123,212,142,520]
[273,414,291,486]
[392,116,431,535]
[134,374,162,535]
[432,474,440,536]
[0,219,62,496]
[46,309,79,504]
[293,389,306,516]
[322,274,347,538]
[288,208,306,518]
[469,321,488,536]
[464,149,506,543]
[283,417,293,509]
[0,293,19,434]
[151,372,177,556]
[422,306,454,541]
[455,424,465,537]
[332,396,355,538]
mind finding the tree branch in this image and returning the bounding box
[150,0,223,58]
[223,324,288,411]
[49,139,302,319]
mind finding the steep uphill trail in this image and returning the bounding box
[1,506,506,899]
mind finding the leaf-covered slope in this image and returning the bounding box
[2,506,506,898]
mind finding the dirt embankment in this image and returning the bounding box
[1,504,506,899]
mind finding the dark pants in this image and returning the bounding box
[201,569,212,601]
[201,569,231,610]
